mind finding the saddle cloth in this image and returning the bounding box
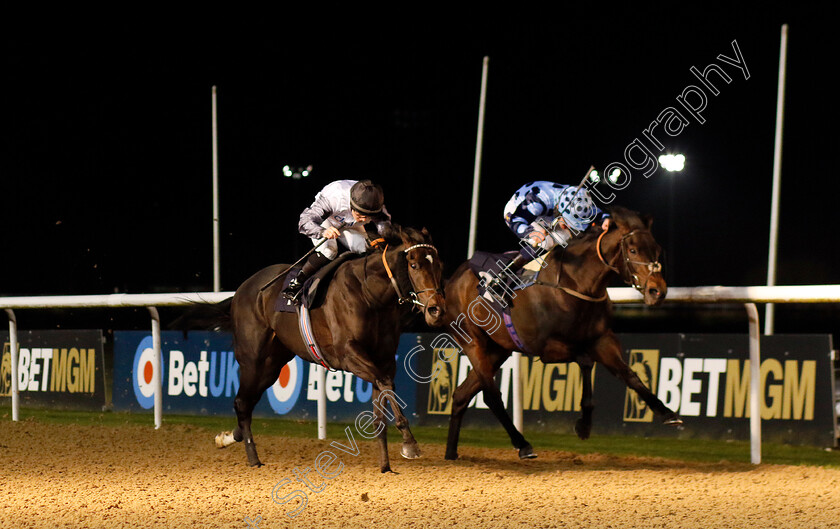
[273,251,364,371]
[467,251,542,354]
[274,251,361,313]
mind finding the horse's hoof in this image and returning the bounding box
[574,419,591,440]
[663,413,683,426]
[444,451,459,461]
[215,431,235,448]
[249,459,264,468]
[380,465,392,473]
[401,443,421,459]
[518,444,537,460]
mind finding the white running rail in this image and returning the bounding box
[3,285,840,463]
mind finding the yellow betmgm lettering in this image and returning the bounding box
[564,363,586,412]
[77,348,95,393]
[542,364,564,412]
[723,358,817,421]
[67,348,80,393]
[783,360,816,420]
[520,357,591,412]
[51,348,68,392]
[521,357,543,410]
[49,347,96,394]
[761,358,783,420]
[723,359,749,418]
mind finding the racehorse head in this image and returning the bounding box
[387,226,446,326]
[607,207,667,306]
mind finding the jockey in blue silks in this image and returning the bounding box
[500,180,611,277]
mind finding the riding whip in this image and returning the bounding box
[259,221,347,291]
[491,166,598,288]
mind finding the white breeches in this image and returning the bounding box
[529,219,572,252]
[312,220,368,259]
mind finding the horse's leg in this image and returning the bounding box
[445,367,481,460]
[342,340,419,471]
[591,331,682,425]
[374,377,421,460]
[574,356,594,440]
[445,348,534,460]
[369,384,392,473]
[474,349,535,459]
[480,378,536,459]
[233,361,274,467]
[224,327,291,467]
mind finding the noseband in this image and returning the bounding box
[382,243,442,311]
[597,229,662,293]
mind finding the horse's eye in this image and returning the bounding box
[630,248,637,255]
[410,263,417,269]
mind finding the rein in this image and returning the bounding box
[532,280,609,302]
[533,226,661,302]
[531,231,609,302]
[381,243,440,310]
[596,229,616,272]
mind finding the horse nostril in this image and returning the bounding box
[428,306,441,317]
[648,288,660,298]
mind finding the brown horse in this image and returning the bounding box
[180,225,445,472]
[442,206,681,460]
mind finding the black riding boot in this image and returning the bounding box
[283,252,332,299]
[485,252,533,304]
[503,252,533,277]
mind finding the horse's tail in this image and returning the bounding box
[168,297,233,335]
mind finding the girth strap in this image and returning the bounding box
[295,304,334,371]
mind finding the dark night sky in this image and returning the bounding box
[2,6,839,308]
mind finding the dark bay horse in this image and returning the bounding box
[181,226,445,472]
[443,206,681,460]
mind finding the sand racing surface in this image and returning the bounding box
[3,419,840,529]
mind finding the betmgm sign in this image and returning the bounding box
[1,330,106,410]
[615,334,834,446]
[410,333,836,448]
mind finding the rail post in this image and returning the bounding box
[148,307,163,429]
[745,303,761,464]
[317,365,327,440]
[512,351,523,431]
[5,309,19,422]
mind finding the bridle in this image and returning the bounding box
[597,228,663,293]
[381,243,443,311]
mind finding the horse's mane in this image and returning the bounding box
[605,205,650,231]
[550,205,650,260]
[379,223,432,248]
[373,223,435,324]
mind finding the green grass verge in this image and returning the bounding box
[10,407,840,469]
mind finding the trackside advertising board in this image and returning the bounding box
[1,330,106,410]
[112,331,417,421]
[112,331,835,447]
[410,333,836,448]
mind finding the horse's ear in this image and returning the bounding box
[641,214,654,229]
[421,227,432,243]
[379,223,403,245]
